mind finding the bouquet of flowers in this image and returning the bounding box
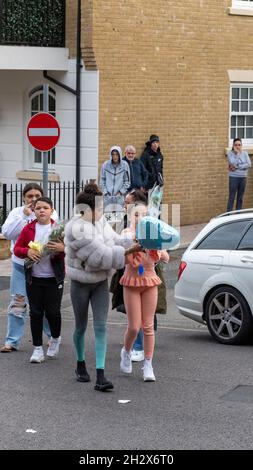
[136,185,180,251]
[24,221,65,269]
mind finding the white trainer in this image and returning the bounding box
[142,359,156,382]
[47,335,61,347]
[120,347,132,374]
[47,337,60,358]
[131,349,144,362]
[30,346,45,363]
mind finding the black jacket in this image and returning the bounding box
[140,145,164,189]
[122,157,149,190]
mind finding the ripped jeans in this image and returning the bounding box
[4,262,51,349]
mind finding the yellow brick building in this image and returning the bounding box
[66,0,253,224]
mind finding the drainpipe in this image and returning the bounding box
[43,0,82,192]
[76,0,81,192]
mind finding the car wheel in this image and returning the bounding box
[205,286,253,345]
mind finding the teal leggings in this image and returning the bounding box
[70,279,109,369]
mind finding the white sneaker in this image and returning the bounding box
[120,347,132,374]
[47,335,61,347]
[142,359,156,382]
[131,349,144,362]
[30,346,45,363]
[47,337,60,358]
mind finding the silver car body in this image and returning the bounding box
[175,211,253,324]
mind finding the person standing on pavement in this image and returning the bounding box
[0,183,57,353]
[14,197,64,363]
[227,138,251,212]
[123,145,148,191]
[64,183,141,392]
[120,202,169,382]
[100,146,130,211]
[140,135,164,190]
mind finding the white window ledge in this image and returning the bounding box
[0,46,69,71]
[228,8,253,16]
[225,148,253,156]
[16,170,60,182]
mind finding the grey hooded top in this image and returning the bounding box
[100,146,130,196]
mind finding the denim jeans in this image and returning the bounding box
[133,329,144,351]
[227,177,247,212]
[4,262,51,349]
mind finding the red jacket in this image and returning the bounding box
[14,219,65,286]
[14,219,55,258]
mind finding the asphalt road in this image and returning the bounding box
[1,249,253,451]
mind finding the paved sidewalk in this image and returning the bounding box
[0,222,207,276]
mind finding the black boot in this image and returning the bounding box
[94,368,114,391]
[75,361,90,382]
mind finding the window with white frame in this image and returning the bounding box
[29,86,56,168]
[230,84,253,146]
[232,0,253,10]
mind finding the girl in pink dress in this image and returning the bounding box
[120,203,169,381]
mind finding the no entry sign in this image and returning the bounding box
[27,112,60,152]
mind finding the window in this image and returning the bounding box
[196,220,251,250]
[230,85,253,146]
[237,223,253,250]
[232,0,253,10]
[29,86,56,167]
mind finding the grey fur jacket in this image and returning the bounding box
[64,215,133,284]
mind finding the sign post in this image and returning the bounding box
[27,103,60,197]
[43,84,49,196]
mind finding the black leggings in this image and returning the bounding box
[26,277,63,346]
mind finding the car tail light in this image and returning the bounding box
[178,261,187,280]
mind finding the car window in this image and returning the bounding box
[237,224,253,251]
[196,220,251,250]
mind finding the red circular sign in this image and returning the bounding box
[27,112,60,152]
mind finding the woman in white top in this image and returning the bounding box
[1,183,57,352]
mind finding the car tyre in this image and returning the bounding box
[205,286,253,345]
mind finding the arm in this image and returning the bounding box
[140,160,149,188]
[100,163,109,195]
[120,164,130,195]
[13,227,30,259]
[160,250,170,262]
[2,208,29,241]
[237,152,252,170]
[227,152,237,169]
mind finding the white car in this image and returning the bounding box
[175,209,253,345]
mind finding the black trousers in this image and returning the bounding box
[26,277,63,347]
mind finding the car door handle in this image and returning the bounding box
[241,256,253,264]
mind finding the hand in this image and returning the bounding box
[27,249,41,262]
[125,243,143,256]
[46,241,64,253]
[229,164,236,171]
[23,203,34,216]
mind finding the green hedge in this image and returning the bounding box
[0,0,65,47]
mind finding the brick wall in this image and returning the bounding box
[67,0,253,224]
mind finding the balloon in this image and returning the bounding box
[136,216,180,250]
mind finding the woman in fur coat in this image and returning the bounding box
[64,183,140,391]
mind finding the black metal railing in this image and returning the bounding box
[0,180,92,229]
[0,0,65,47]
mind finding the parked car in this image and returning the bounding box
[175,209,253,345]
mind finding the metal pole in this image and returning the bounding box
[2,183,7,225]
[43,84,49,196]
[76,0,81,193]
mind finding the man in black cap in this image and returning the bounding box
[140,134,164,190]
